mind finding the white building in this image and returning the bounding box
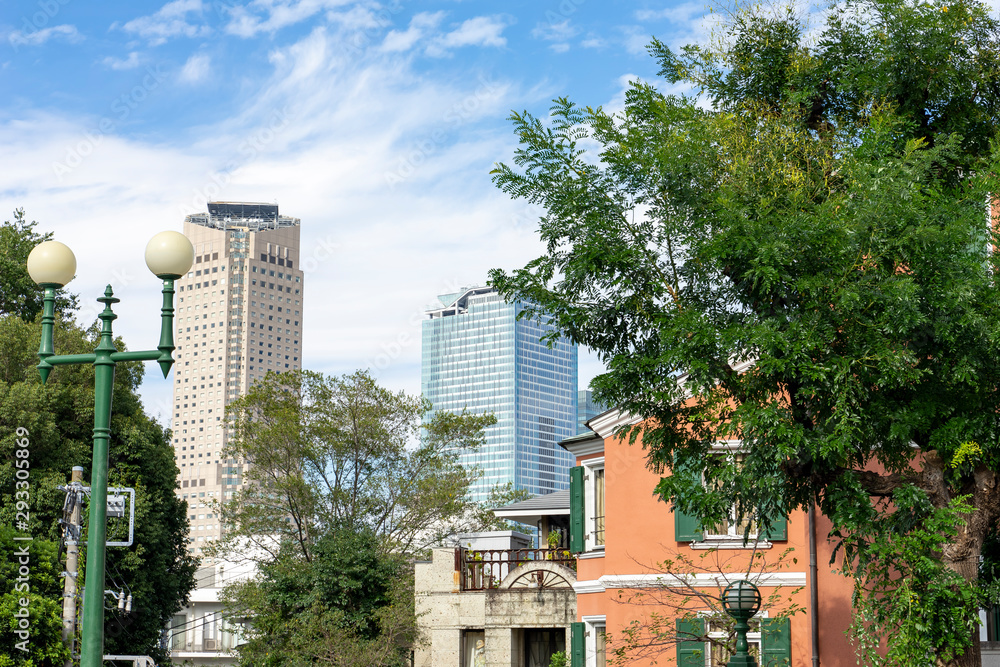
[167,559,256,663]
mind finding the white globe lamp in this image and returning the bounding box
[145,231,194,278]
[27,241,77,287]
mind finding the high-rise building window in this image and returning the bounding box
[172,202,303,550]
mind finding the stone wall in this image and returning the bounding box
[415,547,577,667]
[983,642,1000,667]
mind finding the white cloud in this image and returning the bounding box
[224,0,355,37]
[531,19,578,42]
[179,53,211,83]
[602,73,644,116]
[620,25,651,55]
[7,24,82,48]
[380,11,445,53]
[324,5,386,31]
[266,26,329,82]
[426,15,509,57]
[101,51,141,70]
[121,0,209,45]
[531,18,577,53]
[635,3,705,23]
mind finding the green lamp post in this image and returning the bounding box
[721,580,762,667]
[28,231,194,667]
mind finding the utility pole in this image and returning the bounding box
[62,466,84,666]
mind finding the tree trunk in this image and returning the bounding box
[925,457,1000,667]
[938,553,982,667]
[939,515,986,667]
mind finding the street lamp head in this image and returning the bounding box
[722,580,762,617]
[145,231,194,279]
[27,240,77,287]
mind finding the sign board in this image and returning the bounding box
[107,495,126,518]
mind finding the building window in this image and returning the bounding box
[676,614,789,666]
[462,630,485,667]
[570,459,605,552]
[592,467,605,547]
[674,443,786,546]
[522,629,566,667]
[704,455,755,541]
[582,616,606,667]
[707,615,760,666]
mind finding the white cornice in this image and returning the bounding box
[573,579,607,595]
[598,572,806,589]
[561,434,605,457]
[588,408,640,439]
[690,539,772,550]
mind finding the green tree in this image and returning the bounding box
[489,1,1000,665]
[214,368,498,563]
[220,526,416,667]
[0,311,196,664]
[0,209,78,321]
[0,527,70,666]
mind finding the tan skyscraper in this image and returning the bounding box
[171,201,303,556]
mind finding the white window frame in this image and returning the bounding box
[582,615,607,667]
[692,442,771,550]
[700,610,767,667]
[582,457,605,551]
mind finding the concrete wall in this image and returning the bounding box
[983,642,1000,666]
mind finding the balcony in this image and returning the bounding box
[459,548,576,591]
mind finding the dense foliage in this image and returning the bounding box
[490,1,1000,664]
[221,527,416,667]
[214,368,498,562]
[0,527,69,666]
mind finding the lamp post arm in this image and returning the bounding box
[48,354,99,366]
[111,350,163,363]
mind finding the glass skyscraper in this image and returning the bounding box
[422,286,578,502]
[577,389,607,434]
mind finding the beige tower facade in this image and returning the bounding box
[171,201,304,557]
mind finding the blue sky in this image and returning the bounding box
[1,0,711,424]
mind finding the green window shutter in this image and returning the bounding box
[671,454,703,542]
[676,617,706,667]
[761,617,791,667]
[570,621,585,667]
[674,506,703,542]
[569,466,585,553]
[761,515,787,541]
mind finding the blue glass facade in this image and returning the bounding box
[422,287,578,502]
[577,389,607,434]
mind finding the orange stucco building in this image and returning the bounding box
[555,407,859,667]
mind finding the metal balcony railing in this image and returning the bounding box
[458,548,576,591]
